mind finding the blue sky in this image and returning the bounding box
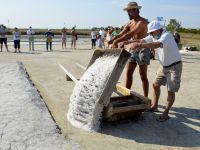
[0,0,199,29]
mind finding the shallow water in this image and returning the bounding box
[6,35,91,46]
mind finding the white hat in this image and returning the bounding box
[147,20,163,33]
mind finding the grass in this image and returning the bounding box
[6,28,91,36]
[180,32,200,51]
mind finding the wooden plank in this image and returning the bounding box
[76,63,86,70]
[111,104,148,114]
[130,91,151,105]
[103,110,143,122]
[98,49,131,106]
[116,83,131,96]
[116,83,151,105]
[87,49,105,68]
[87,49,120,68]
[58,63,78,83]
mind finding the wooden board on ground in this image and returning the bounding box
[103,84,150,122]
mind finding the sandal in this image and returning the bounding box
[156,115,170,122]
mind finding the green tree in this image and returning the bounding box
[167,19,181,32]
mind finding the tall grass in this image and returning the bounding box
[180,32,200,50]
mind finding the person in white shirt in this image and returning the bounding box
[27,26,35,51]
[0,24,9,52]
[129,20,182,122]
[13,27,21,53]
[61,27,67,49]
[99,27,106,48]
[97,34,103,48]
[91,30,97,49]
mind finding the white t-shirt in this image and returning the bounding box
[13,31,21,40]
[97,38,103,48]
[91,31,97,39]
[99,30,106,38]
[27,29,35,38]
[144,30,181,66]
[0,28,7,38]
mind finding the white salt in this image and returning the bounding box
[0,62,81,150]
[67,55,118,131]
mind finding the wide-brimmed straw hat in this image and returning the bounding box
[123,2,142,11]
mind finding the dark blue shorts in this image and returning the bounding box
[0,38,7,44]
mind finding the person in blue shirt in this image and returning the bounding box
[45,29,54,51]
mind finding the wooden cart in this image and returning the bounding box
[87,49,151,121]
[61,49,151,122]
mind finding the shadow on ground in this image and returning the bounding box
[181,53,200,61]
[101,106,200,148]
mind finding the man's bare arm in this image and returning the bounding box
[113,21,146,45]
[124,39,144,45]
[131,41,162,50]
[108,23,130,44]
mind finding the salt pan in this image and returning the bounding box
[0,62,81,150]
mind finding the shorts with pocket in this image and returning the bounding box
[129,48,151,65]
[154,62,182,92]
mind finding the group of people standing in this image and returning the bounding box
[108,2,182,122]
[90,27,121,49]
[0,25,78,53]
[61,26,78,49]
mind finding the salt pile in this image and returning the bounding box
[0,62,80,150]
[67,55,118,131]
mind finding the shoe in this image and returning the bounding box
[156,115,170,122]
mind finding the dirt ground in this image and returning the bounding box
[0,43,199,150]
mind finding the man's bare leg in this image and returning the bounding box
[125,61,137,89]
[65,42,67,49]
[151,84,160,111]
[162,91,175,117]
[156,91,175,121]
[139,65,149,97]
[71,41,73,49]
[74,41,76,49]
[5,44,9,52]
[0,44,2,52]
